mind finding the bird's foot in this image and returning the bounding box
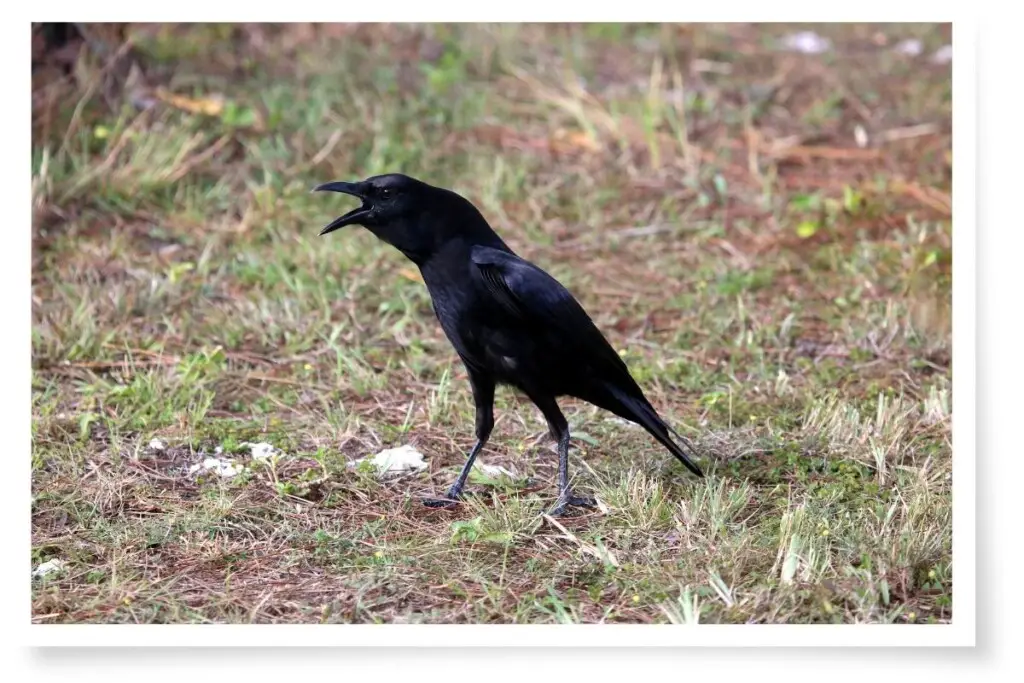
[422,495,460,509]
[422,486,465,509]
[549,492,598,517]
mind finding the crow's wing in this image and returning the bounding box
[470,245,633,382]
[471,245,704,477]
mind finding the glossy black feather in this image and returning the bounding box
[468,246,703,477]
[315,173,703,513]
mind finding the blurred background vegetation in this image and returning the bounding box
[31,23,952,624]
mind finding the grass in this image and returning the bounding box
[31,22,952,624]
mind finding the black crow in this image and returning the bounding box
[314,173,703,515]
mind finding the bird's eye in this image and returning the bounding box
[380,188,392,199]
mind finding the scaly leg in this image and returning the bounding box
[528,392,596,516]
[423,370,495,508]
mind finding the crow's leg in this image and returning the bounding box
[423,371,494,508]
[528,393,597,516]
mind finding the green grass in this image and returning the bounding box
[31,22,952,624]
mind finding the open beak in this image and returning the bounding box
[312,180,372,235]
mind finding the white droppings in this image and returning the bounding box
[782,31,831,55]
[477,462,517,479]
[148,438,166,451]
[931,45,953,64]
[894,39,923,56]
[243,442,280,462]
[854,124,869,149]
[33,559,66,578]
[189,457,244,478]
[352,445,427,477]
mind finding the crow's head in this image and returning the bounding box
[313,173,428,235]
[313,173,503,263]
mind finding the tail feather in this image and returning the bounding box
[603,385,704,478]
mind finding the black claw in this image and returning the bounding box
[422,496,460,509]
[550,492,598,517]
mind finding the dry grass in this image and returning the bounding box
[31,22,952,624]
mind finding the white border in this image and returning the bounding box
[12,3,973,654]
[29,623,970,647]
[948,17,975,649]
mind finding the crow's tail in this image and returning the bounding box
[604,384,704,478]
